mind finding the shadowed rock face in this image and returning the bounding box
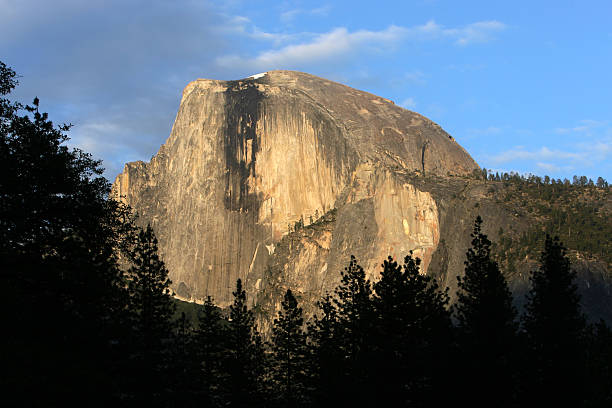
[113,70,479,307]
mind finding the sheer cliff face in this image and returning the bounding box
[113,71,478,306]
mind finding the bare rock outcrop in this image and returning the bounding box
[113,70,478,307]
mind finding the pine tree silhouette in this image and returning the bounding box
[194,296,226,406]
[522,235,586,406]
[225,278,265,407]
[332,256,375,406]
[128,224,175,343]
[126,224,175,404]
[372,253,452,406]
[455,216,518,407]
[308,294,341,407]
[271,289,311,406]
[0,60,134,406]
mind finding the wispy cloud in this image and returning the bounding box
[280,5,331,23]
[215,15,300,45]
[217,25,409,70]
[474,119,612,178]
[400,97,417,109]
[216,20,506,71]
[536,162,563,173]
[489,146,585,164]
[1,0,238,179]
[445,21,507,46]
[405,20,506,45]
[1,1,508,180]
[486,137,612,177]
[404,70,427,85]
[555,119,608,134]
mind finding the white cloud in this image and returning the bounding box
[423,102,446,119]
[536,162,562,173]
[578,140,612,161]
[447,21,507,46]
[404,70,426,85]
[489,146,585,164]
[555,119,608,134]
[477,120,612,179]
[2,2,509,180]
[217,15,299,45]
[2,0,237,178]
[400,97,416,109]
[402,20,506,44]
[485,138,611,177]
[217,26,407,69]
[280,5,331,23]
[216,20,506,70]
[280,9,301,23]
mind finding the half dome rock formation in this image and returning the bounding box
[112,70,479,307]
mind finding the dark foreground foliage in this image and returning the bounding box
[2,61,612,407]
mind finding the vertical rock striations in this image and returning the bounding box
[113,71,479,307]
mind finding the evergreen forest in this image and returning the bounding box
[2,61,611,407]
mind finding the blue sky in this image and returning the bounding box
[2,0,611,181]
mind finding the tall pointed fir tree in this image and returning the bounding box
[165,310,212,407]
[521,235,586,406]
[308,293,341,407]
[126,224,175,404]
[271,289,311,406]
[331,255,375,406]
[194,296,226,406]
[372,253,452,406]
[455,216,518,407]
[225,278,266,407]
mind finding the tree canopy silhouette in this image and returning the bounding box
[193,296,226,405]
[522,235,586,406]
[271,288,311,406]
[225,278,266,406]
[455,216,518,407]
[128,224,175,341]
[372,253,452,406]
[0,60,134,406]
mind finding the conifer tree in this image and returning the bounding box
[225,278,265,407]
[168,312,201,407]
[334,255,374,354]
[522,235,586,406]
[0,60,130,337]
[371,255,417,403]
[195,296,226,406]
[308,294,341,407]
[126,224,175,403]
[372,253,452,406]
[128,224,175,343]
[308,257,375,407]
[0,60,133,405]
[455,216,517,407]
[331,256,375,405]
[271,289,311,406]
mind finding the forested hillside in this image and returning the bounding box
[473,169,611,267]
